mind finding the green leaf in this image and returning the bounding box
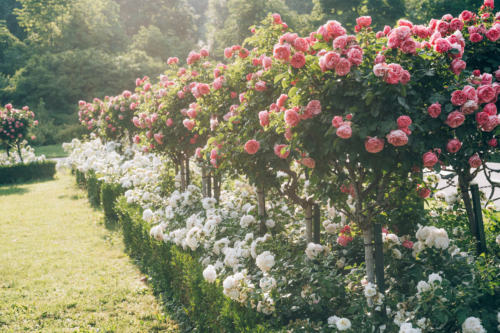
[397,96,406,107]
[349,107,358,112]
[445,104,454,112]
[400,84,406,97]
[371,108,379,117]
[465,148,473,155]
[365,92,374,105]
[274,74,285,84]
[207,137,216,145]
[288,87,298,96]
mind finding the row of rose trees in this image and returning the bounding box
[77,2,500,283]
[0,104,38,162]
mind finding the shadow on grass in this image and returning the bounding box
[0,176,57,188]
[0,186,29,196]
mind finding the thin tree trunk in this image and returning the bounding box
[17,143,23,163]
[4,142,9,157]
[257,187,267,236]
[363,227,375,284]
[179,155,185,192]
[207,172,212,197]
[459,174,477,237]
[185,157,190,186]
[214,174,220,204]
[202,168,207,198]
[305,204,313,243]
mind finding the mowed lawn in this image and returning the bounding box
[0,173,177,332]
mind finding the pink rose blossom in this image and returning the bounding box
[337,124,352,139]
[255,81,268,92]
[291,52,306,68]
[284,109,300,127]
[365,136,385,153]
[446,111,465,128]
[166,118,173,126]
[302,157,316,168]
[482,115,499,131]
[450,58,466,76]
[387,129,408,146]
[293,38,309,52]
[332,116,343,128]
[397,115,412,128]
[469,154,482,168]
[470,33,483,43]
[259,110,269,127]
[418,188,431,198]
[277,94,288,108]
[274,144,290,158]
[224,48,233,58]
[244,139,260,154]
[306,100,321,115]
[273,43,291,61]
[423,151,438,167]
[484,103,497,115]
[183,119,195,131]
[488,138,498,147]
[335,58,351,76]
[460,100,478,115]
[478,86,496,103]
[451,90,467,105]
[446,139,462,153]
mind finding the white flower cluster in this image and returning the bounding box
[323,219,341,234]
[305,242,328,259]
[413,226,450,257]
[363,282,384,306]
[462,317,485,333]
[327,316,351,331]
[0,141,46,166]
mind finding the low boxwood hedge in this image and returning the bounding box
[0,161,57,184]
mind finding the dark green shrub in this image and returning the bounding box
[85,170,101,208]
[0,161,56,184]
[75,169,86,188]
[101,182,123,222]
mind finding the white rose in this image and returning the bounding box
[265,219,275,228]
[327,315,339,326]
[203,265,217,283]
[256,251,275,272]
[392,249,402,259]
[336,318,351,331]
[223,276,236,289]
[462,317,485,333]
[428,273,442,285]
[417,281,431,293]
[142,208,153,222]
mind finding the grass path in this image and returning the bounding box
[0,173,177,332]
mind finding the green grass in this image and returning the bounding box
[33,144,68,158]
[0,173,178,332]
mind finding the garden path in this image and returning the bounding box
[0,173,177,332]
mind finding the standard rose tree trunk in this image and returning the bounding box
[257,187,267,236]
[363,226,375,284]
[179,155,186,192]
[17,143,23,163]
[305,204,313,243]
[458,170,479,237]
[202,168,208,198]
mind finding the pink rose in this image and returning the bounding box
[323,51,340,70]
[335,58,351,76]
[427,103,442,118]
[462,85,477,100]
[365,136,385,153]
[434,38,452,53]
[469,154,482,168]
[302,157,316,168]
[450,58,466,76]
[154,133,164,145]
[239,48,250,58]
[487,28,500,41]
[482,115,499,131]
[291,52,306,68]
[423,152,438,167]
[485,0,494,7]
[395,26,412,40]
[333,35,347,49]
[386,129,408,146]
[478,86,496,103]
[460,10,473,21]
[255,81,268,92]
[470,33,483,43]
[337,124,352,138]
[133,135,140,144]
[273,43,291,61]
[332,116,343,128]
[167,57,179,64]
[277,94,288,108]
[401,39,417,54]
[450,18,464,31]
[400,70,411,85]
[446,139,462,153]
[481,73,493,86]
[384,25,391,34]
[224,48,233,58]
[488,138,498,147]
[293,38,309,52]
[418,188,431,198]
[399,126,412,135]
[446,111,465,128]
[166,118,173,126]
[213,80,222,91]
[196,148,203,157]
[274,144,290,158]
[177,91,185,99]
[122,90,132,98]
[285,109,300,127]
[337,234,349,246]
[244,139,260,154]
[397,115,412,127]
[387,35,402,48]
[374,54,386,64]
[484,103,497,115]
[259,110,269,127]
[183,119,195,131]
[306,100,321,115]
[239,93,246,103]
[347,48,363,66]
[356,16,372,27]
[210,149,218,160]
[436,20,450,35]
[402,240,413,249]
[460,100,478,115]
[262,56,272,69]
[451,90,467,105]
[187,109,197,119]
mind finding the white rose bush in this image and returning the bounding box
[60,2,500,332]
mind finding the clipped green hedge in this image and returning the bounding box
[0,161,57,184]
[86,170,102,208]
[101,182,123,222]
[114,197,281,333]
